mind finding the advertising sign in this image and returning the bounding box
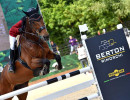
[86,29,130,100]
[0,0,38,29]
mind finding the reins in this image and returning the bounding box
[19,33,45,58]
[19,13,47,58]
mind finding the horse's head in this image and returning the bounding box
[22,5,49,41]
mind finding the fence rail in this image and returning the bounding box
[0,67,91,100]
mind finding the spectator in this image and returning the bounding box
[77,44,88,69]
[103,29,106,34]
[98,30,101,35]
[50,41,60,55]
[69,36,78,55]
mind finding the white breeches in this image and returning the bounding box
[9,35,16,50]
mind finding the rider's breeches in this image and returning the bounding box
[9,35,16,50]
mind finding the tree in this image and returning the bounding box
[38,0,130,45]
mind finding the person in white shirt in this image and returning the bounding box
[77,44,88,68]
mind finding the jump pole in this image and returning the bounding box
[79,93,99,100]
[0,67,90,100]
[81,35,103,100]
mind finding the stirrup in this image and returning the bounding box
[9,65,15,73]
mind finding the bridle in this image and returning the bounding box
[28,13,47,35]
[20,13,47,58]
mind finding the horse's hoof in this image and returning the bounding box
[58,65,62,70]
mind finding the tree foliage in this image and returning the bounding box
[38,0,130,45]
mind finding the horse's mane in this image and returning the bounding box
[21,16,26,31]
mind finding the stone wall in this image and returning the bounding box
[0,4,8,35]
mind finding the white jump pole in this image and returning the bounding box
[79,93,99,100]
[81,35,103,100]
[0,67,90,100]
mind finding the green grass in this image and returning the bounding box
[0,49,81,82]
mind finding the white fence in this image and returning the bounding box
[0,67,99,100]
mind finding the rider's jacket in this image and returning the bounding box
[9,20,22,37]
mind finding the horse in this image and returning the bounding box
[0,5,62,100]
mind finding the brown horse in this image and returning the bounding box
[0,5,62,100]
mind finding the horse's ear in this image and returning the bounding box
[22,10,29,17]
[36,4,39,12]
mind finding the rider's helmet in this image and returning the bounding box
[26,7,38,16]
[27,8,36,12]
[22,5,39,17]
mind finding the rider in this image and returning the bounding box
[9,7,39,73]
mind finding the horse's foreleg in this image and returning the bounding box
[54,54,62,70]
[31,58,50,76]
[14,81,28,100]
[42,59,50,75]
[46,50,62,70]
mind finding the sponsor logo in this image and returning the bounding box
[104,68,130,83]
[95,39,125,63]
[99,39,116,50]
[108,69,125,77]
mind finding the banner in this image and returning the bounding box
[0,0,38,29]
[86,29,130,100]
[0,0,52,48]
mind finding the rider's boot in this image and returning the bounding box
[9,49,15,73]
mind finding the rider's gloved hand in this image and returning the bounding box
[18,28,24,33]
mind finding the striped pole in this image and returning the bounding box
[79,93,99,100]
[0,67,90,100]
